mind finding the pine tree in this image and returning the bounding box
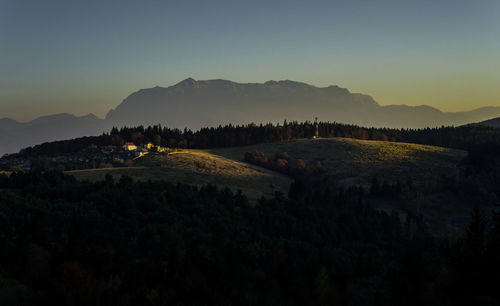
[466,206,487,258]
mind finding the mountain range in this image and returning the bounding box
[0,113,108,156]
[2,78,500,155]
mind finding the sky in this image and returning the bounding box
[1,0,499,122]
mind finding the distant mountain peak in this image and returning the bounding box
[175,77,198,87]
[264,80,310,87]
[0,117,19,123]
[80,113,102,121]
[30,113,77,124]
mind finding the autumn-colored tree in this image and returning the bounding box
[244,151,269,166]
[289,159,306,176]
[310,161,323,174]
[274,158,289,173]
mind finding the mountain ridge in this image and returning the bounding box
[0,113,108,156]
[3,77,500,155]
[105,78,500,130]
[104,78,380,128]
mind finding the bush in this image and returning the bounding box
[289,159,307,176]
[244,151,269,166]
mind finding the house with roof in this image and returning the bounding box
[123,142,137,151]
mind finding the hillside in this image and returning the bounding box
[211,138,477,234]
[65,138,472,234]
[67,150,292,202]
[470,116,500,128]
[209,137,467,187]
[66,138,467,196]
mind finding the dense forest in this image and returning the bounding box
[11,121,500,158]
[1,171,500,305]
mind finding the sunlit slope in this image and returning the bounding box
[67,150,292,202]
[209,138,467,186]
[67,139,466,204]
[209,138,474,235]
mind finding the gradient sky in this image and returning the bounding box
[1,0,499,121]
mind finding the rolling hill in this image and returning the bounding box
[67,138,465,200]
[469,116,500,128]
[67,150,292,203]
[66,138,472,234]
[209,137,467,187]
[57,135,500,236]
[209,138,473,235]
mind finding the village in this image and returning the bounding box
[0,142,169,172]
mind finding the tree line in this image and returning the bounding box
[11,121,500,158]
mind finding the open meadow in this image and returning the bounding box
[67,150,292,203]
[209,137,467,187]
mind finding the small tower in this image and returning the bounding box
[314,117,319,139]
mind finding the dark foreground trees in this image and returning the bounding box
[0,172,499,305]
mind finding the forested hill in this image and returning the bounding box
[1,170,500,305]
[471,117,500,128]
[10,121,500,158]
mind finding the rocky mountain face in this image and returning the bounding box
[106,78,500,129]
[105,78,380,129]
[2,78,500,155]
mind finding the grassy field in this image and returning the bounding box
[68,138,466,203]
[209,137,467,187]
[67,150,292,203]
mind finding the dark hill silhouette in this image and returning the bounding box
[3,78,500,155]
[469,117,500,128]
